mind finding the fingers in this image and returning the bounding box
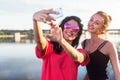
[33,8,57,22]
[45,8,58,15]
[59,27,63,37]
[37,14,47,22]
[45,25,63,43]
[45,34,52,39]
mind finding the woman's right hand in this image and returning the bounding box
[33,9,56,23]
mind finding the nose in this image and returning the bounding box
[69,28,73,31]
[89,21,94,26]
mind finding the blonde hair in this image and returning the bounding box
[96,11,112,34]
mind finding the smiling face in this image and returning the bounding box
[87,11,112,35]
[63,19,79,43]
[87,14,104,35]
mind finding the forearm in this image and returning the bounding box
[33,20,47,51]
[33,9,57,51]
[59,39,85,63]
[113,61,120,80]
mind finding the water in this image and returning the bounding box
[0,43,115,80]
[0,43,42,80]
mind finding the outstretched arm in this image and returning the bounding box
[33,9,56,51]
[45,25,88,63]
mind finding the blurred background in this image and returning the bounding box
[0,0,120,80]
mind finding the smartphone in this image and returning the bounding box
[49,8,63,19]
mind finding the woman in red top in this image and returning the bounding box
[33,8,89,80]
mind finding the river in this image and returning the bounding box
[0,43,115,80]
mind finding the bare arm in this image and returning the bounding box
[107,42,120,80]
[33,9,56,51]
[59,38,86,63]
[45,25,87,63]
[33,20,47,51]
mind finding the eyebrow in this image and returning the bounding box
[91,17,102,22]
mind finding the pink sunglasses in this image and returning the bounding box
[64,23,79,32]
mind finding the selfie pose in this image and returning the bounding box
[82,11,120,80]
[33,8,89,80]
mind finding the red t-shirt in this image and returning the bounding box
[35,41,89,80]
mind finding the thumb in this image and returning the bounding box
[44,34,52,39]
[59,27,63,36]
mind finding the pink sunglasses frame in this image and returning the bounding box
[64,23,79,32]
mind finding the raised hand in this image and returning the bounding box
[45,23,63,43]
[33,9,56,23]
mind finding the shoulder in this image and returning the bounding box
[104,40,117,55]
[105,40,115,48]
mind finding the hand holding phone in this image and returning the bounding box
[49,8,63,19]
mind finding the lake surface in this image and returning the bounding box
[0,43,115,80]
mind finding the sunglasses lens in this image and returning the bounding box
[64,23,79,32]
[73,26,79,32]
[64,23,71,29]
[73,29,79,32]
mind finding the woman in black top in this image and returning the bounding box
[82,11,120,80]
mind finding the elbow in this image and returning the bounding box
[76,49,90,65]
[35,38,47,51]
[76,53,85,63]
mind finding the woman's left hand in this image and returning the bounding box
[45,23,63,43]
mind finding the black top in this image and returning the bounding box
[83,40,109,80]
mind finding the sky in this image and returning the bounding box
[0,0,120,30]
